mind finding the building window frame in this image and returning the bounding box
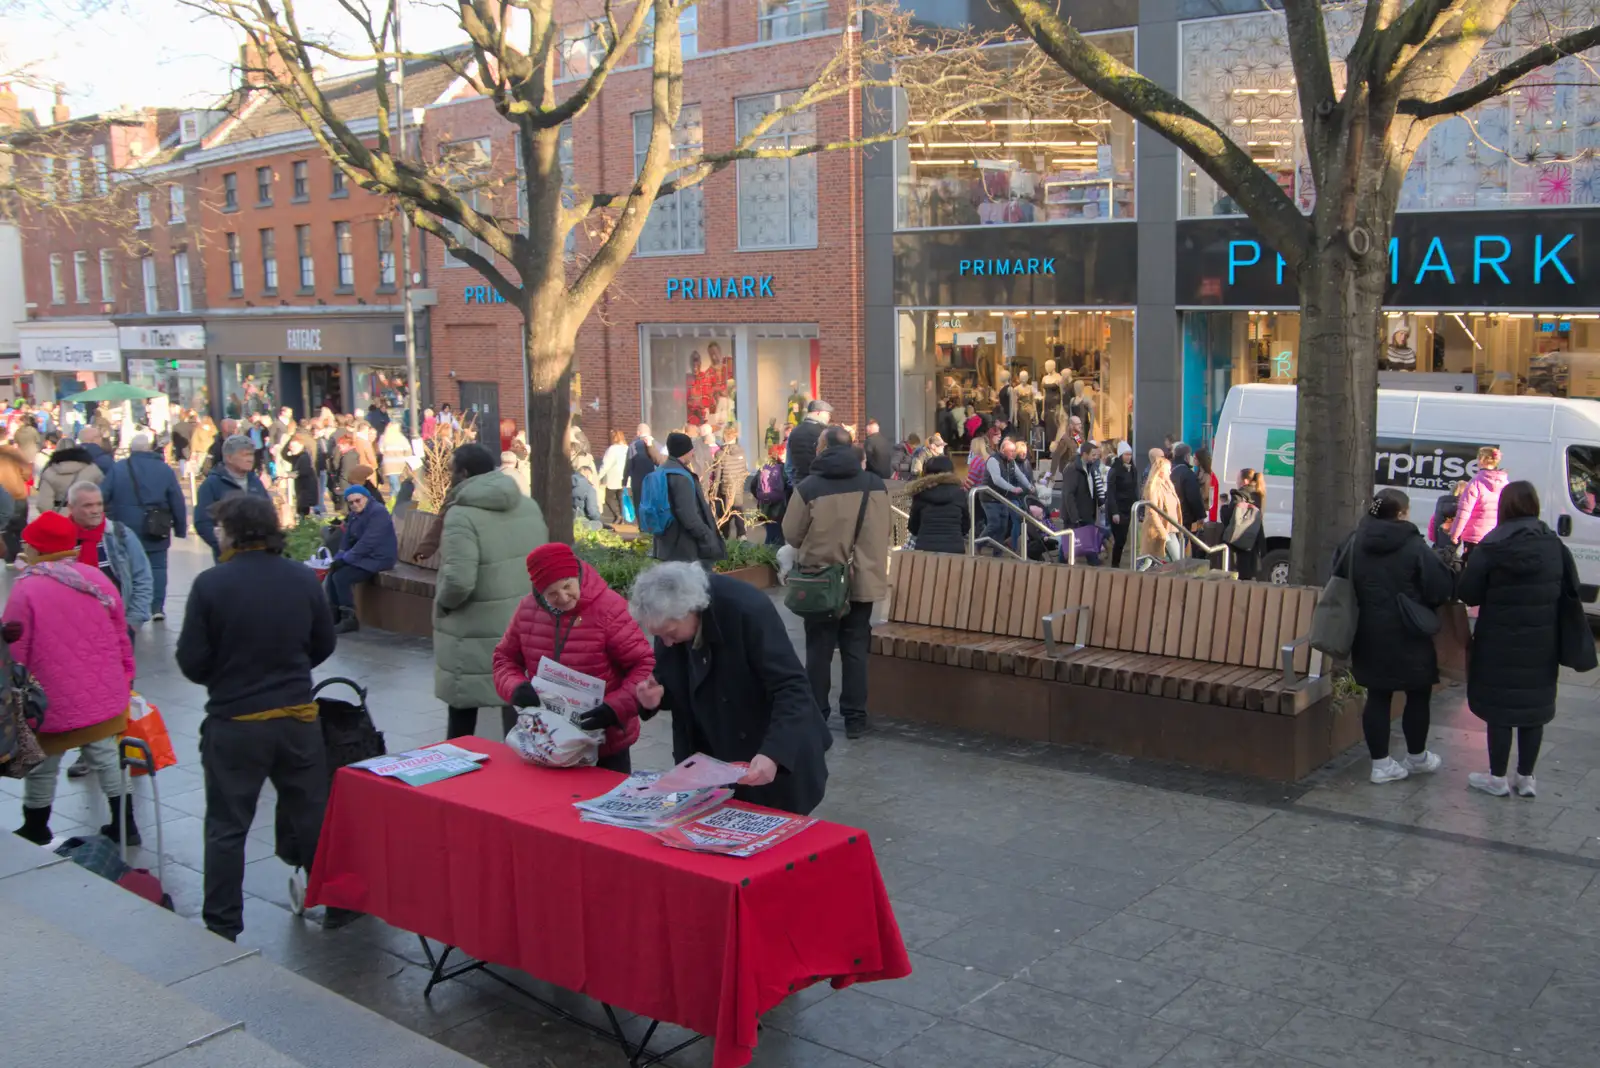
[40,157,55,202]
[639,5,699,65]
[330,165,347,198]
[223,171,239,211]
[174,251,192,313]
[735,91,818,251]
[292,160,309,201]
[49,254,65,304]
[135,191,153,230]
[335,221,355,289]
[67,157,83,201]
[99,250,115,303]
[141,254,159,314]
[632,105,706,256]
[91,144,109,196]
[441,137,493,268]
[73,251,89,304]
[757,0,828,42]
[226,233,244,295]
[169,184,187,224]
[377,218,396,289]
[256,165,273,206]
[260,228,278,293]
[296,224,315,291]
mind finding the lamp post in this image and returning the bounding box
[393,0,421,451]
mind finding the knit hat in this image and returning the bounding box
[1117,441,1133,457]
[666,432,694,458]
[527,542,580,592]
[343,484,376,502]
[22,511,78,556]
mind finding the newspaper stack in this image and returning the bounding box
[574,771,731,832]
[351,743,489,788]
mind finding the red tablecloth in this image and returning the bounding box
[306,743,910,1068]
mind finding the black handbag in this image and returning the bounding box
[1396,593,1441,637]
[1557,592,1597,672]
[126,459,174,540]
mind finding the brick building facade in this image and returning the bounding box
[423,0,866,457]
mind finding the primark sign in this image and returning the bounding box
[1176,210,1600,307]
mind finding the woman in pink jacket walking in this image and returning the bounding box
[6,511,137,847]
[1452,447,1511,559]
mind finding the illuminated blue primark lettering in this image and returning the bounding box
[1228,241,1261,285]
[1389,237,1400,286]
[1276,253,1285,285]
[1535,234,1576,284]
[1474,236,1511,284]
[1414,237,1456,285]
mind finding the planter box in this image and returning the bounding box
[721,564,777,590]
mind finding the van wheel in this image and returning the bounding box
[1262,548,1291,586]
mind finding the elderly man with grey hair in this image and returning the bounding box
[103,431,187,621]
[195,434,271,561]
[629,562,831,815]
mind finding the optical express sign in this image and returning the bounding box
[1264,429,1494,491]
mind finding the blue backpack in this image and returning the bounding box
[638,467,694,535]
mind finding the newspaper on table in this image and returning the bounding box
[573,771,731,831]
[637,753,747,795]
[351,743,488,787]
[654,806,818,858]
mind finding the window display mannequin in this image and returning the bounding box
[1041,359,1064,457]
[976,345,1000,393]
[712,377,735,431]
[786,381,807,427]
[686,351,717,427]
[765,418,781,447]
[1069,379,1098,444]
[995,369,1015,428]
[1014,369,1037,441]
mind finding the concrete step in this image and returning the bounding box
[0,832,482,1068]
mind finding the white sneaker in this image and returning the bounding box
[150,611,165,622]
[1371,757,1410,784]
[288,868,307,916]
[1404,751,1442,774]
[1510,773,1537,798]
[1468,772,1511,797]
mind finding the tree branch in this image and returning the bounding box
[1399,25,1600,116]
[994,0,1312,266]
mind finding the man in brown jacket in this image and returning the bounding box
[782,425,891,738]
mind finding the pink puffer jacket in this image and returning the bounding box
[2,562,134,735]
[1453,468,1510,546]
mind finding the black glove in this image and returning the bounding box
[575,702,619,731]
[510,681,540,708]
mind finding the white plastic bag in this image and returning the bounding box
[506,708,599,769]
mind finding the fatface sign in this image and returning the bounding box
[286,328,323,351]
[1177,211,1600,307]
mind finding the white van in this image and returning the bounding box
[1212,384,1600,605]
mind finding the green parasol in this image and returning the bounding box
[66,381,165,403]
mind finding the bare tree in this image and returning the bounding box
[996,0,1600,582]
[184,0,1039,540]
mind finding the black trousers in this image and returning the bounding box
[596,749,632,774]
[1488,724,1544,777]
[201,717,328,941]
[1110,515,1131,568]
[1363,688,1432,759]
[446,705,518,740]
[804,600,873,724]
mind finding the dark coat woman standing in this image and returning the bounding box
[906,456,969,554]
[1338,490,1456,784]
[1457,480,1581,797]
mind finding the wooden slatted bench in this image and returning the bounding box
[355,508,439,637]
[869,552,1349,780]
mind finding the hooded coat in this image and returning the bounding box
[434,471,550,708]
[1339,517,1456,692]
[1457,515,1577,727]
[31,447,103,514]
[906,471,969,554]
[783,445,892,604]
[1453,467,1510,546]
[492,562,654,756]
[336,490,399,573]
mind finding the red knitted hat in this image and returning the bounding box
[527,542,580,592]
[22,511,79,556]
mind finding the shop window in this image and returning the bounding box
[99,250,115,303]
[736,93,817,249]
[221,361,276,420]
[895,308,1134,450]
[639,6,698,65]
[1179,1,1600,216]
[758,0,826,41]
[441,137,492,267]
[223,171,238,211]
[896,34,1136,229]
[73,251,88,304]
[129,359,208,413]
[641,326,738,434]
[353,365,410,418]
[633,105,705,254]
[141,255,159,313]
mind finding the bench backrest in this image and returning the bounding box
[888,551,1318,673]
[394,507,441,570]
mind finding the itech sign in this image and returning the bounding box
[1264,429,1492,491]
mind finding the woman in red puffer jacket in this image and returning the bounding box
[493,543,656,772]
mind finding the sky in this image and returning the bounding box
[7,0,465,119]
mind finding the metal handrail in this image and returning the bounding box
[1130,499,1232,573]
[967,485,1076,564]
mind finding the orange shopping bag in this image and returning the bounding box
[123,694,178,776]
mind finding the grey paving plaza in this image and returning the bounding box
[8,537,1600,1068]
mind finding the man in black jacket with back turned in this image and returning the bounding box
[175,495,355,942]
[651,432,725,566]
[1170,442,1204,531]
[784,399,832,484]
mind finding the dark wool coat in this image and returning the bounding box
[1339,517,1456,692]
[647,575,831,814]
[1458,516,1579,727]
[906,472,969,554]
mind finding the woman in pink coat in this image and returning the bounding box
[6,511,137,846]
[494,542,656,773]
[1452,447,1511,557]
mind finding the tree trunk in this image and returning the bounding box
[524,326,574,544]
[1288,225,1387,585]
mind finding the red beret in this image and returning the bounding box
[527,542,580,593]
[22,511,79,556]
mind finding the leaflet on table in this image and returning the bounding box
[655,806,818,858]
[638,753,747,794]
[350,744,487,787]
[573,771,731,830]
[531,657,607,720]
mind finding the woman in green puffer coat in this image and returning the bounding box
[434,443,549,739]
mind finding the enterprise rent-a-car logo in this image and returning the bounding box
[1262,429,1492,490]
